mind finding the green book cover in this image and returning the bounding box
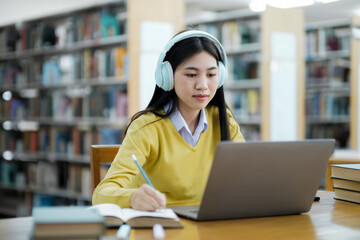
[31,206,105,238]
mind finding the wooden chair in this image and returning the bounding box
[90,144,120,193]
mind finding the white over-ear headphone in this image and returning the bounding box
[154,30,228,91]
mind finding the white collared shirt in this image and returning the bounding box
[168,107,208,147]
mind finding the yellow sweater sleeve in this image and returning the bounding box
[92,114,159,207]
[92,106,245,207]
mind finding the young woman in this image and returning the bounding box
[92,30,245,211]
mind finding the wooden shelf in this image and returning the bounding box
[306,49,351,61]
[225,79,261,90]
[306,115,350,124]
[0,35,128,61]
[225,43,261,55]
[0,76,128,92]
[0,116,128,128]
[0,184,91,201]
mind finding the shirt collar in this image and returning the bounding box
[169,107,208,134]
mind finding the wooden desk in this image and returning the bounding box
[2,191,360,240]
[325,150,360,191]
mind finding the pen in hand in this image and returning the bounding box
[131,154,155,189]
[131,154,166,210]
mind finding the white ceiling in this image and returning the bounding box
[186,0,360,23]
[0,0,359,26]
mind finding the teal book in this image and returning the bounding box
[31,206,104,239]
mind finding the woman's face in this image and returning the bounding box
[173,51,219,117]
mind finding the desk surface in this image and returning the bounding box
[1,191,360,240]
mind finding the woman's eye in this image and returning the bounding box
[208,73,217,77]
[186,73,196,77]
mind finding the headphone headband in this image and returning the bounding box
[155,30,228,91]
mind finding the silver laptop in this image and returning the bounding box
[170,139,335,221]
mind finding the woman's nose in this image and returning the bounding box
[196,75,208,89]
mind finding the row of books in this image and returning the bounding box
[239,125,261,141]
[306,124,349,148]
[228,89,261,119]
[331,164,360,204]
[0,190,91,217]
[50,87,127,120]
[32,193,90,208]
[0,47,129,88]
[0,87,128,120]
[0,127,123,155]
[43,47,128,86]
[0,25,18,53]
[228,53,260,80]
[194,19,260,50]
[306,59,350,85]
[306,93,349,118]
[0,190,29,216]
[0,62,22,88]
[0,160,95,200]
[0,6,125,53]
[0,190,93,217]
[0,98,25,120]
[306,26,351,57]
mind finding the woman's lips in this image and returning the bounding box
[193,94,208,101]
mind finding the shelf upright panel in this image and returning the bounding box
[127,0,185,116]
[261,7,305,141]
[350,16,360,149]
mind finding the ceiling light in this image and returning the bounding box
[266,0,314,8]
[249,0,267,12]
[2,121,12,130]
[316,0,339,3]
[2,91,12,101]
[2,151,14,161]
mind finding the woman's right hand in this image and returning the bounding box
[130,184,166,211]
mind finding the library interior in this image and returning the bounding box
[1,0,360,239]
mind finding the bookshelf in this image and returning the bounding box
[0,0,184,217]
[187,7,305,141]
[305,16,360,149]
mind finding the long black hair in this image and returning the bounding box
[123,32,231,140]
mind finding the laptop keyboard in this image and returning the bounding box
[170,205,200,218]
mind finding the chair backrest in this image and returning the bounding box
[90,144,120,192]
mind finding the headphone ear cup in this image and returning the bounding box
[218,61,227,88]
[160,61,174,91]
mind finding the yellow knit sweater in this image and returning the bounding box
[92,105,244,207]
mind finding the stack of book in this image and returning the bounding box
[30,206,105,240]
[331,164,360,204]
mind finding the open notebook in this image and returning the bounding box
[89,203,182,228]
[170,139,335,221]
